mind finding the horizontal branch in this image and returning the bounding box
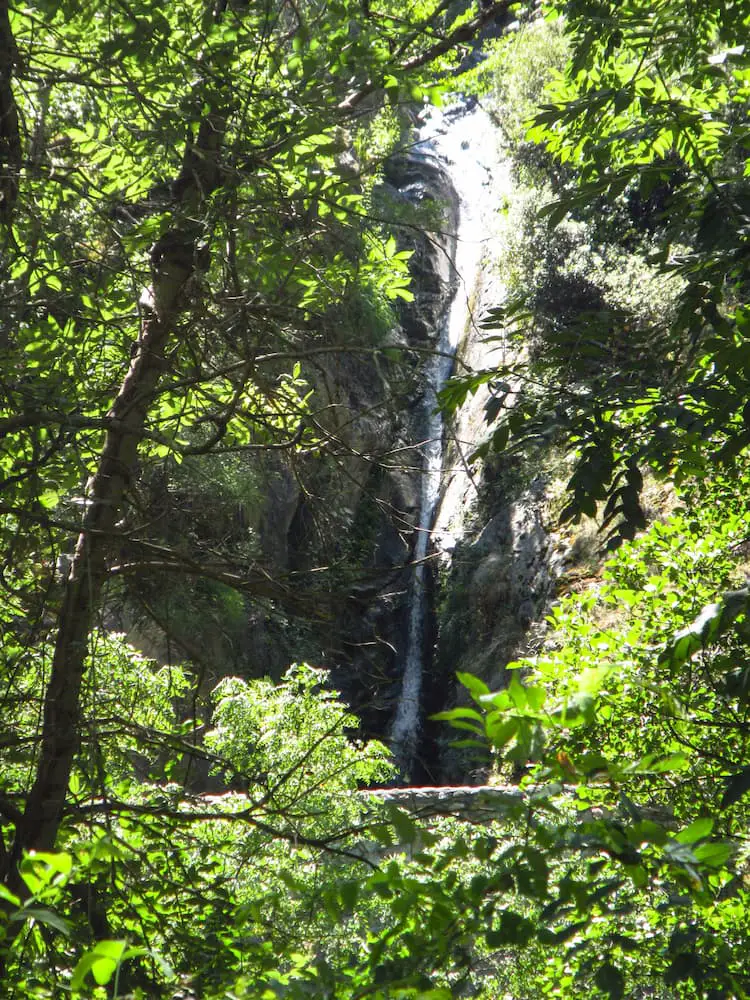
[71,793,377,867]
[338,1,514,112]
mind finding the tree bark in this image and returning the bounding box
[0,0,21,226]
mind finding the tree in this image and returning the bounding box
[445,0,750,547]
[0,0,517,990]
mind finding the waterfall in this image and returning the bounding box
[390,101,498,776]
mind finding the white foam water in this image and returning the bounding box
[390,101,499,775]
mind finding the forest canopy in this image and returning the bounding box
[1,0,750,996]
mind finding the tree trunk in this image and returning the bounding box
[11,311,182,862]
[0,0,22,227]
[5,210,217,897]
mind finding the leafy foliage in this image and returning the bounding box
[429,0,750,994]
[5,0,750,996]
[0,0,522,994]
[434,478,750,996]
[0,654,397,997]
[445,0,750,549]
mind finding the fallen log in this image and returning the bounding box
[360,783,677,828]
[361,784,531,822]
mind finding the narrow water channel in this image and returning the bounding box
[390,102,498,776]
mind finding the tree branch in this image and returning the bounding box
[338,1,513,111]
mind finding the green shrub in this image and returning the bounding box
[462,18,569,149]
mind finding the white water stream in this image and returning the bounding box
[389,102,499,775]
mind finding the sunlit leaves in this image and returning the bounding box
[71,940,146,989]
[205,663,393,831]
[446,0,750,547]
[19,853,73,898]
[433,480,750,995]
[658,586,750,668]
[11,0,750,997]
[366,234,415,303]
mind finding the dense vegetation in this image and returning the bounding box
[1,0,750,996]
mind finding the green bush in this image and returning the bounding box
[462,18,569,150]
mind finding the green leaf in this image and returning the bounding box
[386,805,419,844]
[11,907,71,936]
[0,885,20,907]
[664,952,699,986]
[675,817,714,844]
[692,842,732,868]
[485,911,535,948]
[71,940,129,989]
[549,692,595,728]
[537,199,569,228]
[485,717,519,749]
[23,851,73,879]
[431,706,483,726]
[537,919,588,945]
[659,588,750,668]
[457,672,491,700]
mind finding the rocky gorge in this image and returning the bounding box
[113,98,559,784]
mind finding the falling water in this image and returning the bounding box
[390,101,498,775]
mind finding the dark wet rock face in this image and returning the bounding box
[381,153,459,342]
